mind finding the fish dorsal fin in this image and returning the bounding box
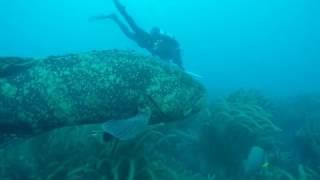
[0,57,37,78]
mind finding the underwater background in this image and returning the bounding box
[0,0,320,179]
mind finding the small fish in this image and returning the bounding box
[262,162,270,168]
[243,146,268,174]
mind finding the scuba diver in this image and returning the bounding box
[91,0,183,69]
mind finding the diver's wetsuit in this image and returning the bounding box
[99,0,183,68]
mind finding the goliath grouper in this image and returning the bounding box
[0,50,206,141]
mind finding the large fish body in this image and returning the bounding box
[0,50,206,137]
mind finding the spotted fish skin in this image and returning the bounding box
[0,50,206,137]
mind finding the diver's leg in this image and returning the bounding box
[91,13,135,40]
[172,47,184,69]
[112,0,145,34]
[173,54,184,69]
[89,14,116,22]
[109,14,136,40]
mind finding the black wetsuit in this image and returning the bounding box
[107,0,183,68]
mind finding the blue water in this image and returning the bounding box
[0,0,319,95]
[1,1,320,179]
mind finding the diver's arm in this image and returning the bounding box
[173,51,184,69]
[171,42,183,69]
[165,37,184,69]
[112,0,145,35]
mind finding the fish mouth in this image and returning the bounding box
[145,94,173,123]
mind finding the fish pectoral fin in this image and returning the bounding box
[102,111,151,141]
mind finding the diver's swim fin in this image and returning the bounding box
[186,71,203,79]
[88,13,118,22]
[102,111,151,141]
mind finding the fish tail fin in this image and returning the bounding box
[0,57,36,78]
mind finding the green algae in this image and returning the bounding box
[0,80,17,98]
[0,124,210,180]
[197,90,281,177]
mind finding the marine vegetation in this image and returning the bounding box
[297,120,320,172]
[0,50,205,141]
[250,164,320,180]
[197,90,281,178]
[1,88,320,179]
[295,95,320,173]
[0,124,213,180]
[270,94,320,176]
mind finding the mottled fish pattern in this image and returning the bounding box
[0,50,206,137]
